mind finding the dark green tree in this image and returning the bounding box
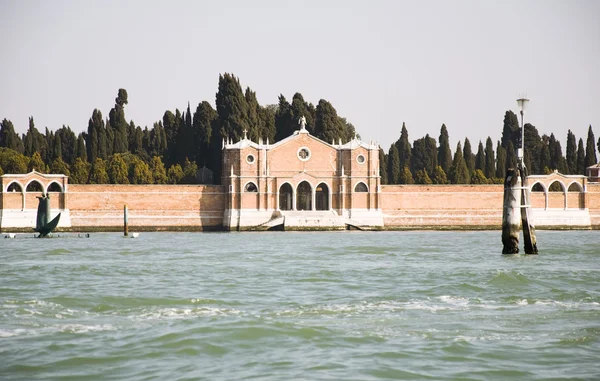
[192,101,218,167]
[388,144,400,184]
[506,141,517,170]
[110,89,129,154]
[216,73,249,142]
[484,137,495,178]
[0,119,24,153]
[448,142,470,184]
[463,138,475,175]
[290,93,315,135]
[577,138,586,175]
[274,95,294,141]
[314,99,345,143]
[437,124,452,173]
[566,130,577,174]
[495,141,506,179]
[379,148,388,184]
[411,135,437,177]
[475,141,485,171]
[501,110,520,149]
[396,123,412,171]
[585,125,597,169]
[74,134,87,162]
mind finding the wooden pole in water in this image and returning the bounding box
[502,168,521,254]
[520,172,538,254]
[124,204,129,237]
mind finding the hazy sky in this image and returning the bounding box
[1,0,599,150]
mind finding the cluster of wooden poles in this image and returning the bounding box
[502,167,539,254]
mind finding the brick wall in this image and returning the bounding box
[67,184,226,230]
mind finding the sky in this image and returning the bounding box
[1,0,599,151]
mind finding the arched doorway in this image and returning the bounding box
[296,181,312,211]
[279,183,293,211]
[315,183,329,211]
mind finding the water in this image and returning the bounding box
[1,231,599,380]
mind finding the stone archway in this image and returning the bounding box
[315,183,329,211]
[296,181,312,211]
[279,183,293,211]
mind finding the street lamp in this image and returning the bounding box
[516,97,530,169]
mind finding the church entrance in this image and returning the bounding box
[279,183,293,211]
[315,183,329,211]
[296,181,312,211]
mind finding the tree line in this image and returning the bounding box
[380,112,597,186]
[0,73,597,186]
[0,73,356,184]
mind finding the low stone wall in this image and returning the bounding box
[380,184,504,229]
[67,184,226,231]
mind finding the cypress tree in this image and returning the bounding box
[437,124,452,173]
[585,125,597,169]
[315,99,344,143]
[484,137,495,178]
[566,130,577,174]
[577,138,586,175]
[475,141,485,171]
[495,141,506,179]
[216,73,249,142]
[501,110,520,149]
[379,148,388,185]
[449,142,470,184]
[290,93,315,135]
[274,95,293,141]
[192,101,217,167]
[0,119,24,153]
[396,123,411,171]
[506,141,517,170]
[110,89,129,154]
[388,144,400,184]
[463,138,475,175]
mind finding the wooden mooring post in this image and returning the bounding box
[124,204,129,237]
[501,168,538,254]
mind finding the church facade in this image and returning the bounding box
[221,123,383,230]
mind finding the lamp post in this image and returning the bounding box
[516,97,530,170]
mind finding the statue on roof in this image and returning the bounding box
[299,115,307,131]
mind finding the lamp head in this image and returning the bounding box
[517,98,530,114]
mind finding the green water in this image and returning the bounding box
[1,231,599,380]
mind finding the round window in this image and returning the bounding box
[246,154,255,164]
[298,147,311,161]
[357,154,365,164]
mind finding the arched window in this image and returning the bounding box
[296,181,312,211]
[354,182,368,192]
[567,182,583,192]
[279,183,293,211]
[7,182,23,192]
[244,182,258,192]
[47,182,62,193]
[548,181,564,192]
[26,180,44,192]
[531,183,544,192]
[315,183,329,211]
